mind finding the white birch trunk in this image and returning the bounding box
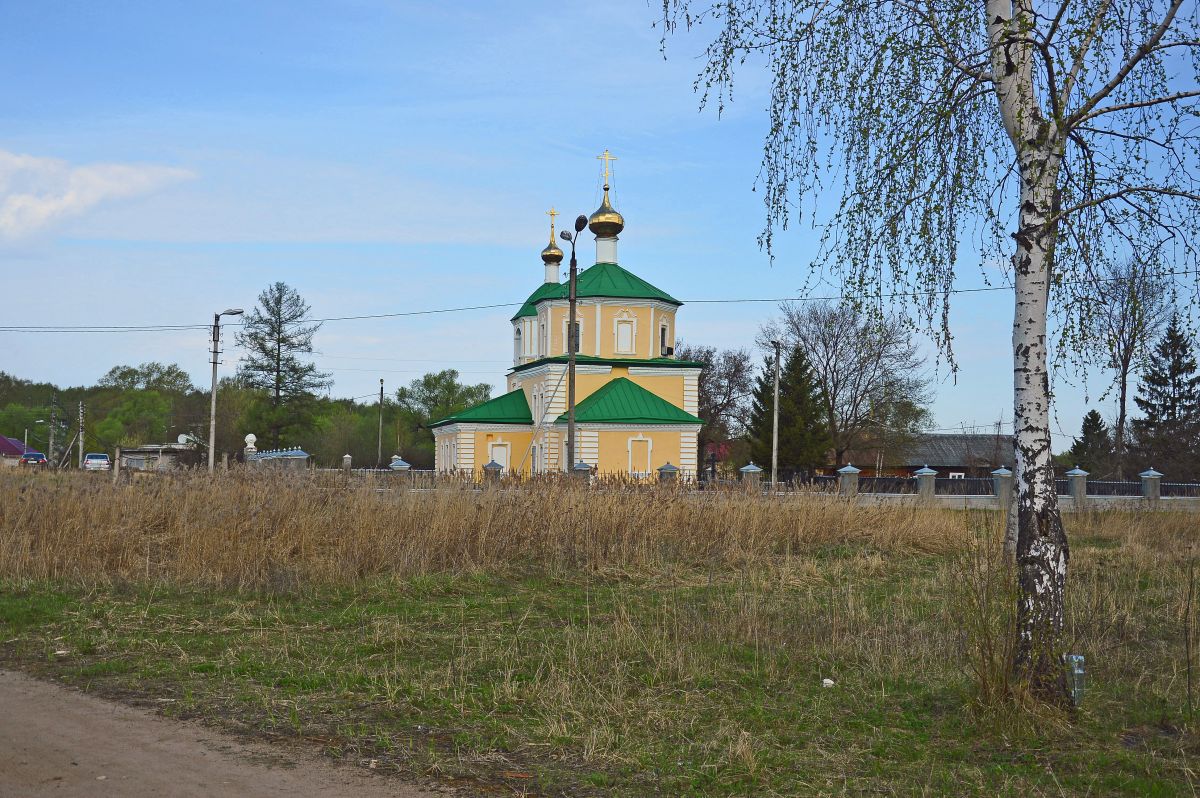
[988,0,1072,704]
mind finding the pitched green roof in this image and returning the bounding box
[428,389,532,428]
[575,262,681,304]
[510,262,681,320]
[510,354,705,374]
[555,378,701,425]
[511,282,562,320]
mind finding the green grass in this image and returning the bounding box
[2,537,1198,796]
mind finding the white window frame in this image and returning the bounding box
[613,310,638,355]
[627,434,653,478]
[561,318,582,355]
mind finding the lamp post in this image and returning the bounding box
[770,340,782,490]
[209,308,244,472]
[24,420,43,454]
[559,214,589,473]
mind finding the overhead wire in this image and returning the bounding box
[1,267,1196,334]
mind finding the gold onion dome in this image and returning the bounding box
[588,185,625,238]
[541,238,563,264]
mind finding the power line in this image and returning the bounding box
[1,268,1196,334]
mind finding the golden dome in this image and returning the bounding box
[541,238,563,264]
[588,186,625,238]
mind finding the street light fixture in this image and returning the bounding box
[560,214,588,474]
[209,308,244,472]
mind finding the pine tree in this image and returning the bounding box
[1064,410,1113,476]
[236,282,332,448]
[1131,316,1200,478]
[747,346,830,477]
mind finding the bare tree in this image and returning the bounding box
[1080,260,1171,478]
[674,342,755,460]
[662,0,1200,704]
[760,302,931,466]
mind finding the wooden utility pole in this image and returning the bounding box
[77,401,84,468]
[377,378,384,468]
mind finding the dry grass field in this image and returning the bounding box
[1,471,1197,796]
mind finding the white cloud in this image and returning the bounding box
[0,150,194,239]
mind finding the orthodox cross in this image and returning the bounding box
[546,206,558,239]
[596,149,617,187]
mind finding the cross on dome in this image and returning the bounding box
[596,149,617,188]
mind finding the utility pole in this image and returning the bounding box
[771,340,782,490]
[377,378,384,468]
[208,308,244,472]
[78,401,84,468]
[559,214,588,471]
[48,397,56,467]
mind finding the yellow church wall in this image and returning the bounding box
[539,302,676,360]
[592,428,685,476]
[471,428,535,474]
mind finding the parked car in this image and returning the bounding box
[83,453,111,471]
[18,452,47,467]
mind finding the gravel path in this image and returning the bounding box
[0,669,443,797]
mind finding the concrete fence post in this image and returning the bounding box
[1065,465,1089,511]
[991,466,1013,516]
[837,463,861,498]
[483,459,503,485]
[1140,467,1162,504]
[739,462,763,493]
[341,453,352,474]
[657,461,680,484]
[112,446,121,484]
[914,465,937,504]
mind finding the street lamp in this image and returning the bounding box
[209,308,244,472]
[560,214,589,473]
[24,419,44,454]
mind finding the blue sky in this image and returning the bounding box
[0,0,1114,449]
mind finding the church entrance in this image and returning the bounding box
[489,443,510,473]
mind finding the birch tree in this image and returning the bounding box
[661,0,1200,705]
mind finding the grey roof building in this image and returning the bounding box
[901,433,1013,477]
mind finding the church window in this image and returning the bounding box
[616,320,634,354]
[514,326,522,359]
[562,320,581,354]
[660,323,672,356]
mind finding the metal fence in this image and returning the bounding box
[1087,480,1143,496]
[859,476,917,494]
[935,477,994,496]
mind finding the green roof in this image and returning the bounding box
[555,378,701,425]
[428,389,532,428]
[576,262,681,304]
[510,262,681,320]
[511,282,563,320]
[509,354,706,374]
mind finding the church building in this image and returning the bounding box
[430,153,703,478]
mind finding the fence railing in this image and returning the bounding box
[244,460,1200,509]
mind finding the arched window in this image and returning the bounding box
[514,326,523,359]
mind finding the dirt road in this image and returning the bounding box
[0,669,443,797]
